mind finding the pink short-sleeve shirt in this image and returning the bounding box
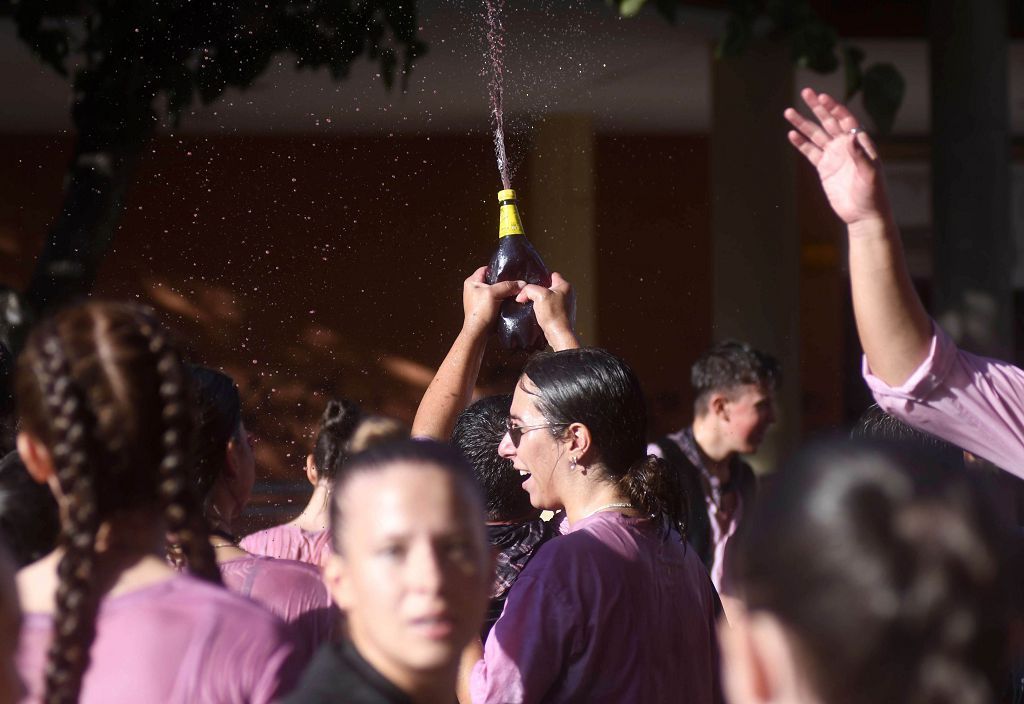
[17,575,302,704]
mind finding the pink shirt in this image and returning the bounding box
[865,322,1024,476]
[241,525,331,568]
[219,556,336,652]
[17,575,301,704]
[470,512,723,704]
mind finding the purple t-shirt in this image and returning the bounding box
[240,525,331,568]
[865,321,1024,475]
[17,575,302,704]
[219,555,336,652]
[470,512,723,704]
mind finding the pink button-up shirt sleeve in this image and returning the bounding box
[863,321,1024,476]
[469,571,580,704]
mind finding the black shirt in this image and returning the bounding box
[281,640,414,704]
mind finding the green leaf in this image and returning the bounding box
[617,0,648,18]
[842,45,865,100]
[862,62,905,135]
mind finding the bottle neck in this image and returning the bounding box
[499,200,525,238]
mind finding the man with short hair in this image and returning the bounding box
[649,340,780,591]
[451,395,554,639]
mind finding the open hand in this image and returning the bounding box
[516,272,579,351]
[784,88,892,228]
[462,266,524,337]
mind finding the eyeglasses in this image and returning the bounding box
[504,418,566,446]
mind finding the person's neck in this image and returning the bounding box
[349,630,457,704]
[18,510,176,614]
[290,483,331,532]
[563,471,633,526]
[691,418,734,481]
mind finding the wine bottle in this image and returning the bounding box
[486,189,552,350]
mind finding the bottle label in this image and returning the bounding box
[499,204,525,238]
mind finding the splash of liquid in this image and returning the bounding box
[485,0,511,191]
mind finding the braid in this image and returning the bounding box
[37,330,102,704]
[136,316,220,584]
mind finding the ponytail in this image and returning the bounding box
[619,455,688,541]
[312,399,363,482]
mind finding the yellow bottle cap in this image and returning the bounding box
[498,189,517,202]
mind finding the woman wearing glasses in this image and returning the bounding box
[461,323,723,701]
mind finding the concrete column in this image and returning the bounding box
[929,0,1011,356]
[711,42,800,468]
[526,114,598,344]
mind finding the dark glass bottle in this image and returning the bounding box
[486,189,551,350]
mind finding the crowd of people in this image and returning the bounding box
[0,88,1020,704]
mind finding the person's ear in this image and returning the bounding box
[224,438,242,482]
[322,552,353,611]
[17,432,54,484]
[305,454,319,487]
[566,422,592,465]
[709,392,730,422]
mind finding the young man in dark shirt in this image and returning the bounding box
[649,340,780,591]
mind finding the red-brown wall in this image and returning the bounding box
[0,132,714,492]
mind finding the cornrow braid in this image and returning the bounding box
[36,328,102,704]
[135,315,221,584]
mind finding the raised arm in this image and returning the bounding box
[411,267,523,440]
[785,88,931,387]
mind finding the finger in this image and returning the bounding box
[549,272,572,295]
[845,133,877,171]
[817,93,860,133]
[787,131,823,167]
[467,266,488,284]
[854,131,879,161]
[515,284,550,304]
[784,107,829,149]
[489,279,525,299]
[808,92,845,138]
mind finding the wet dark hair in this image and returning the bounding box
[521,348,687,539]
[312,399,363,482]
[329,439,483,553]
[691,340,780,414]
[853,404,965,470]
[189,366,242,504]
[15,302,219,704]
[452,394,533,522]
[731,439,1015,704]
[0,450,60,567]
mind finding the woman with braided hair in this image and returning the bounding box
[241,399,407,568]
[721,440,1017,704]
[13,302,301,704]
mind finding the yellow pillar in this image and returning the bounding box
[526,114,598,345]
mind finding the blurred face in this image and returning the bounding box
[327,462,490,686]
[498,377,570,511]
[722,384,776,455]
